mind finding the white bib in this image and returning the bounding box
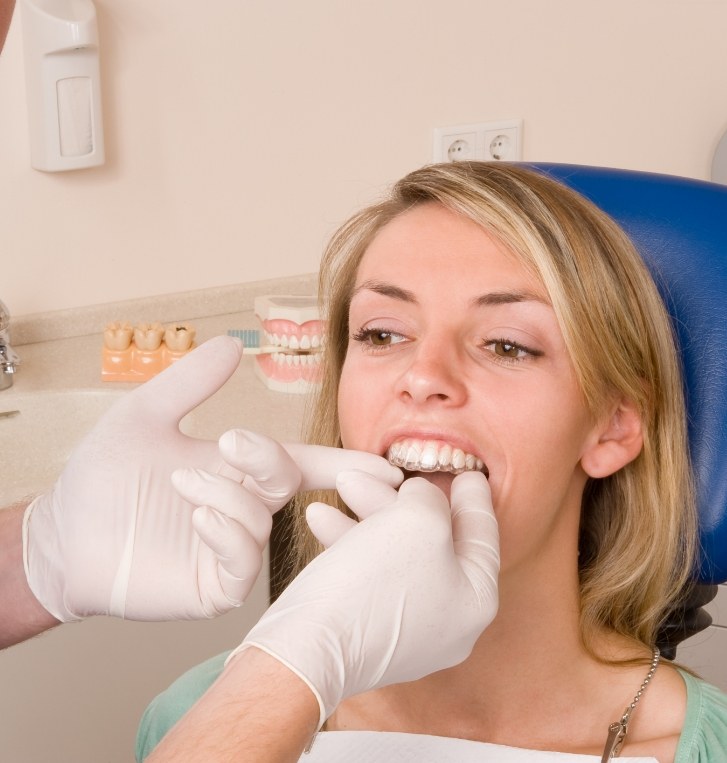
[301,731,658,762]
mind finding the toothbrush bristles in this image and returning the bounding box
[227,329,261,347]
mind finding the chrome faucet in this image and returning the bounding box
[0,300,19,390]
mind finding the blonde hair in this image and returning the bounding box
[289,162,697,656]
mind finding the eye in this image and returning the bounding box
[351,327,407,349]
[481,338,541,363]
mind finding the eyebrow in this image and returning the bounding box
[473,290,550,307]
[352,280,418,303]
[352,279,549,307]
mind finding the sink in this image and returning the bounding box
[0,389,126,506]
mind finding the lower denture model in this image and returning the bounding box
[250,295,325,394]
[101,321,196,382]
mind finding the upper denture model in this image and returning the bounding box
[252,295,325,394]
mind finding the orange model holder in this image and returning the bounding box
[101,343,195,382]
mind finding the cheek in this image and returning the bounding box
[490,380,593,493]
[502,412,592,496]
[338,353,398,452]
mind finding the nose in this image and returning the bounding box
[396,334,468,407]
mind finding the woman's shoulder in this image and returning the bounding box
[674,669,727,762]
[135,651,230,762]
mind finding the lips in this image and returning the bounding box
[386,437,487,476]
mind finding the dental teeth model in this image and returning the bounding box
[101,322,196,382]
[246,295,325,394]
[386,439,485,475]
[133,322,164,351]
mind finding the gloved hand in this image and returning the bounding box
[171,435,404,621]
[22,336,402,623]
[232,469,500,727]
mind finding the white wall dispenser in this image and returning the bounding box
[20,0,105,172]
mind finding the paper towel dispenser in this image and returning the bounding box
[20,0,105,172]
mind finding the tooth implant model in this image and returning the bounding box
[238,295,325,394]
[101,321,196,381]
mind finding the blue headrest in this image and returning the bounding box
[529,164,727,584]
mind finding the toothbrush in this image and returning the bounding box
[227,329,322,355]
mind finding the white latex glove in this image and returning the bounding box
[171,434,404,620]
[233,470,500,727]
[22,336,402,623]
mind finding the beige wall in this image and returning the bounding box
[1,0,726,317]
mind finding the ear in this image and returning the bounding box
[580,398,644,479]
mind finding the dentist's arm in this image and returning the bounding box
[147,647,319,763]
[0,502,58,648]
[147,471,499,762]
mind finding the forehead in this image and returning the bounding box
[355,203,546,298]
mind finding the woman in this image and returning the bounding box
[138,163,727,761]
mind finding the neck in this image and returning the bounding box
[382,552,649,750]
[433,543,588,704]
[354,562,626,751]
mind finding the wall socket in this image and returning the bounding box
[433,120,523,163]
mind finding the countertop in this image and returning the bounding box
[3,277,318,441]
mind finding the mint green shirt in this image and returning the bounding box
[136,653,727,762]
[675,670,727,761]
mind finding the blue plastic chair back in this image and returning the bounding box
[530,164,727,584]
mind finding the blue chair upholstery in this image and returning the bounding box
[529,164,727,586]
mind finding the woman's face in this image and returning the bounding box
[337,203,603,571]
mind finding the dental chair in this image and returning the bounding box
[531,163,727,657]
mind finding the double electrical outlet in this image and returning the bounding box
[433,119,523,163]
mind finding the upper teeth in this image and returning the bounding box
[386,439,485,475]
[266,332,324,350]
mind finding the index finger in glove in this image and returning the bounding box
[172,467,273,548]
[334,469,399,520]
[193,506,264,612]
[305,502,358,548]
[395,475,454,531]
[449,471,500,602]
[450,472,497,541]
[130,336,243,426]
[283,444,403,493]
[303,467,401,550]
[219,429,302,513]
